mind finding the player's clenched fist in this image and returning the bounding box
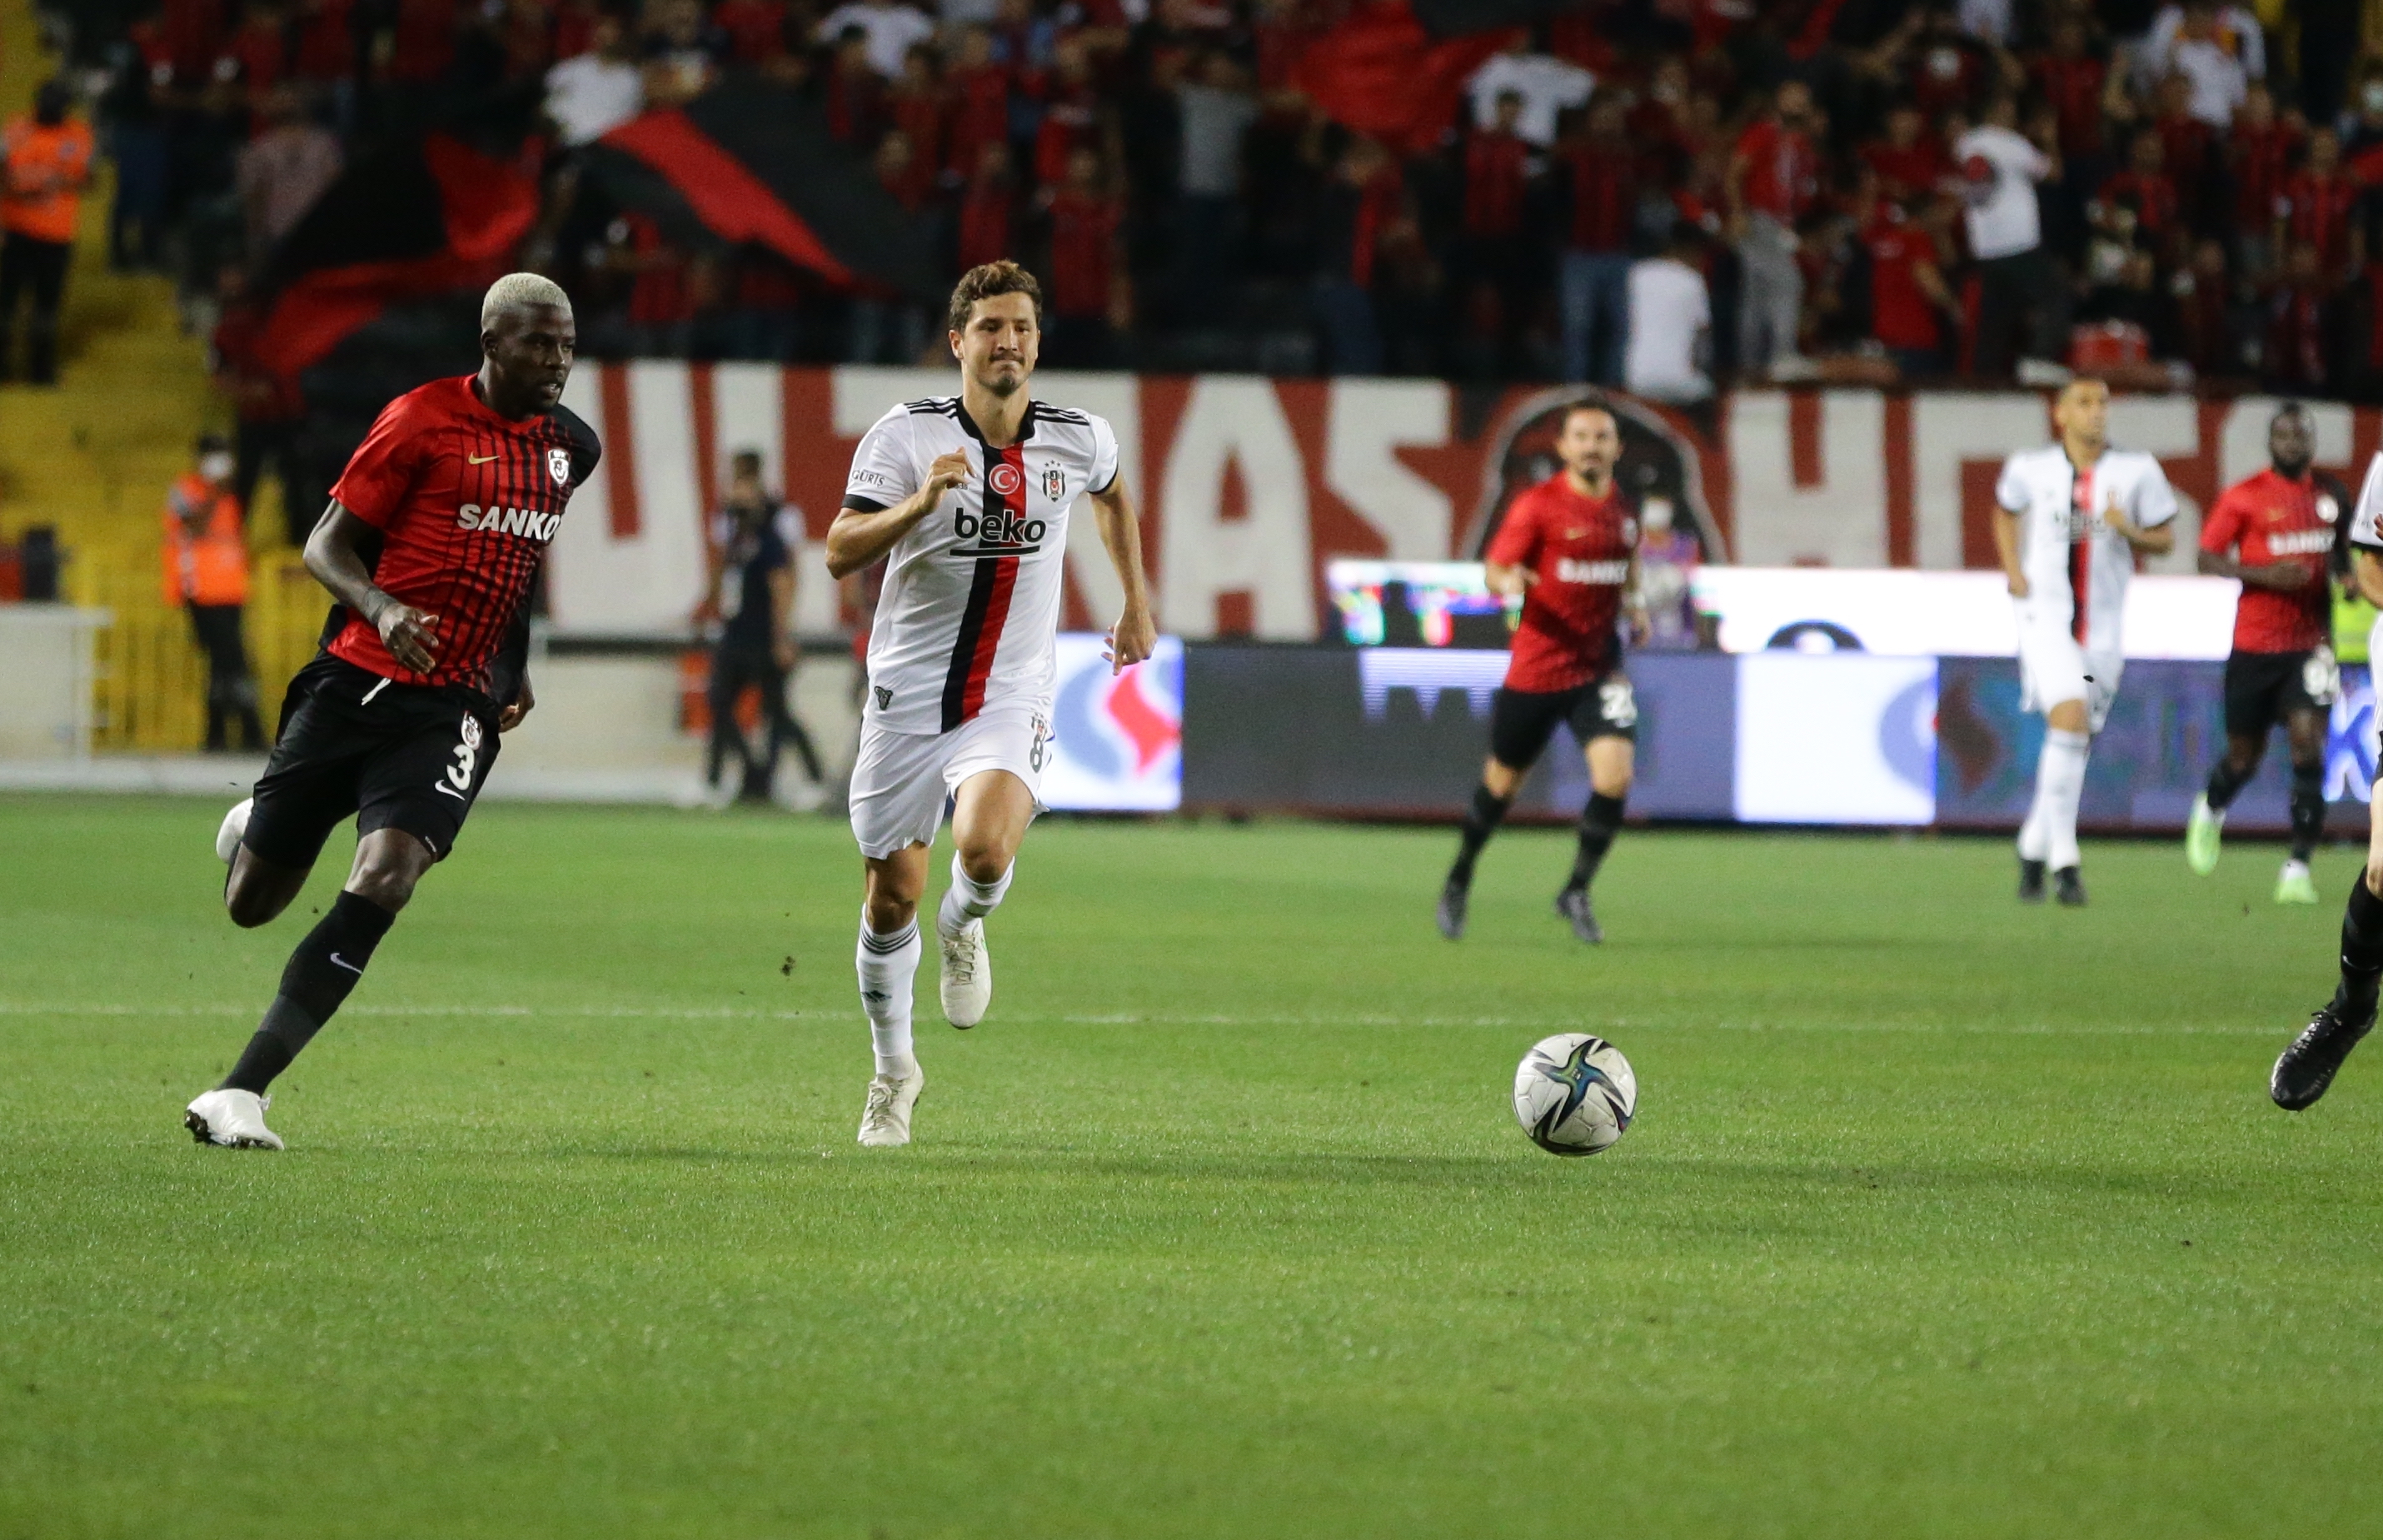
[925,450,972,497]
[375,602,441,674]
[1104,606,1157,674]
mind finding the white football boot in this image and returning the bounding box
[938,920,992,1029]
[185,1088,284,1150]
[215,797,253,864]
[856,1062,925,1147]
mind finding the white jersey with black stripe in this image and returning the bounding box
[1995,443,2178,654]
[842,395,1119,735]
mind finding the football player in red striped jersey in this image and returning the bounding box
[183,274,600,1152]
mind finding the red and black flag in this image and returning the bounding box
[252,131,542,391]
[1289,1,1518,154]
[577,79,941,302]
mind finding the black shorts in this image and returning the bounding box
[1488,675,1638,771]
[243,653,502,870]
[2222,649,2336,740]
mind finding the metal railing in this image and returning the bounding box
[72,548,327,752]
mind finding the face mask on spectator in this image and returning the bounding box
[200,452,235,482]
[2366,82,2383,114]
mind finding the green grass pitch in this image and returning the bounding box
[4,793,2382,1538]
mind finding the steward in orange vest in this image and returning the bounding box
[162,434,266,750]
[0,80,92,385]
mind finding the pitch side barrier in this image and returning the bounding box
[1169,646,2377,835]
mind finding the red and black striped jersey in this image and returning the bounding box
[324,375,601,702]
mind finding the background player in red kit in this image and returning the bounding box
[1438,402,1648,944]
[183,273,601,1151]
[2186,402,2347,905]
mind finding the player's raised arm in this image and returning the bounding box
[302,501,440,674]
[825,451,971,579]
[1088,471,1154,673]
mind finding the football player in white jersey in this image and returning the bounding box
[824,261,1156,1148]
[1992,377,2177,905]
[2271,453,2383,1109]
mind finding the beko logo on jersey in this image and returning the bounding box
[1556,558,1630,585]
[953,505,1045,552]
[2268,529,2336,556]
[456,504,562,539]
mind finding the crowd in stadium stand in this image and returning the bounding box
[29,0,2383,396]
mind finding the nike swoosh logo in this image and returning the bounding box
[435,783,467,801]
[328,954,363,974]
[468,454,498,465]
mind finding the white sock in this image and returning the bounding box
[855,911,920,1077]
[2030,728,2090,872]
[937,853,1013,936]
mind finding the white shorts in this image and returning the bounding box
[2016,609,2121,732]
[848,705,1050,860]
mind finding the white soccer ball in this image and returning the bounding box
[1513,1034,1637,1156]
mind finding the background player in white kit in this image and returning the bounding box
[1992,377,2176,906]
[2270,452,2383,1110]
[825,262,1156,1148]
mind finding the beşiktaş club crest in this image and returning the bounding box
[1043,463,1065,500]
[547,446,571,486]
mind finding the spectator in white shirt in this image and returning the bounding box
[2147,0,2254,126]
[815,0,937,79]
[2141,2,2263,88]
[1466,38,1593,147]
[545,16,645,147]
[1956,94,2067,383]
[1624,227,1712,404]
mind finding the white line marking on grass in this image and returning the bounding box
[0,1004,2276,1035]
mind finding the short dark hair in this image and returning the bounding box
[1560,401,1617,434]
[947,261,1043,334]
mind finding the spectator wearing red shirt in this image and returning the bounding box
[223,2,290,108]
[1863,192,1957,375]
[386,0,459,86]
[945,27,1012,178]
[2151,73,2217,233]
[210,265,317,545]
[887,43,946,188]
[1462,90,1531,336]
[2099,129,2180,244]
[1309,132,1398,376]
[1727,78,1819,378]
[2276,127,2360,284]
[1040,145,1124,367]
[292,0,355,86]
[1623,55,1695,187]
[1558,93,1637,386]
[1862,102,1948,206]
[2266,242,2331,390]
[824,27,884,144]
[724,247,805,361]
[2222,82,2294,274]
[956,141,1017,275]
[2030,15,2109,164]
[1031,36,1100,188]
[714,0,789,65]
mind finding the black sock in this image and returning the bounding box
[1567,792,1627,891]
[222,890,396,1094]
[2205,755,2256,811]
[1449,785,1510,886]
[2337,877,2383,1009]
[2290,762,2325,864]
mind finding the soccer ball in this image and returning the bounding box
[1512,1034,1636,1156]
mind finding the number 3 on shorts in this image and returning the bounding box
[446,712,482,792]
